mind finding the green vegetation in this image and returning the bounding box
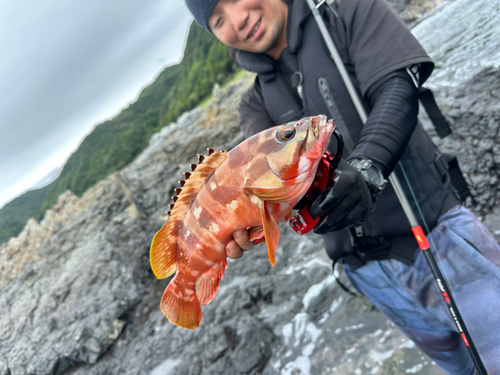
[0,22,237,244]
[199,68,247,108]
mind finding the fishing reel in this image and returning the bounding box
[289,129,344,235]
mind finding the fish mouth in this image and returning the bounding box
[309,116,336,158]
[311,117,320,139]
[299,116,335,157]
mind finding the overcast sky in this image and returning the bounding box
[0,1,193,208]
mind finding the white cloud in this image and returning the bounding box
[0,0,194,208]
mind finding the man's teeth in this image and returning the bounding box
[249,20,260,38]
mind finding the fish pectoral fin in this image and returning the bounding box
[284,210,293,222]
[248,225,265,244]
[196,260,226,305]
[150,223,177,279]
[244,185,296,203]
[260,201,280,266]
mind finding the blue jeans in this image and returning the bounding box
[344,206,500,375]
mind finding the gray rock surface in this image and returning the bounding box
[1,1,499,374]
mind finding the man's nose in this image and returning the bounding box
[227,6,248,33]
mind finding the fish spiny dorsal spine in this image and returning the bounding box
[171,148,228,213]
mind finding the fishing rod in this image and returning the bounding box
[304,0,488,373]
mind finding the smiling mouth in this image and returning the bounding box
[247,19,261,40]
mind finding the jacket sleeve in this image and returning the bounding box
[323,0,430,175]
[333,0,434,96]
[348,68,419,177]
[238,79,276,139]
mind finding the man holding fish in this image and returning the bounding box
[180,0,500,373]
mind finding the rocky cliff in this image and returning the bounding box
[1,1,499,374]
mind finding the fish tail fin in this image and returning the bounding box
[161,274,201,330]
[151,222,178,279]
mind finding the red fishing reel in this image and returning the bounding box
[290,130,344,235]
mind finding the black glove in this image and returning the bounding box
[310,159,373,234]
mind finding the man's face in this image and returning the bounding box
[208,0,288,60]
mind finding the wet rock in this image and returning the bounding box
[231,318,275,374]
[0,3,499,375]
[202,356,237,375]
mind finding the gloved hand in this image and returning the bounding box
[310,159,373,234]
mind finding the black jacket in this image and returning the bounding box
[236,0,458,261]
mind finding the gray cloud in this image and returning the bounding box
[0,0,193,206]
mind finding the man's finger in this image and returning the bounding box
[233,229,254,251]
[226,239,244,259]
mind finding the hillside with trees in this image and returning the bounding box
[0,22,237,244]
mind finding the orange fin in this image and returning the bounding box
[260,201,280,266]
[150,223,177,279]
[195,259,226,305]
[244,185,298,202]
[284,210,293,222]
[151,149,228,279]
[160,274,201,330]
[220,258,227,280]
[170,149,228,216]
[248,225,264,243]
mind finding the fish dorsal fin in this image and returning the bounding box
[150,149,228,279]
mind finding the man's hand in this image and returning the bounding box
[226,229,254,259]
[310,159,373,234]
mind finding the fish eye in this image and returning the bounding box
[276,125,296,143]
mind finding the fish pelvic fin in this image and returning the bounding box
[248,225,265,244]
[150,222,178,279]
[195,258,227,306]
[260,201,280,266]
[161,274,202,330]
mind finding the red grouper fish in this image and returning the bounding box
[150,115,336,329]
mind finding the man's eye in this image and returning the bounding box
[214,17,222,28]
